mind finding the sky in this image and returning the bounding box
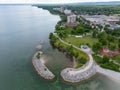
[0,0,120,4]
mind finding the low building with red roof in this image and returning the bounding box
[100,47,120,57]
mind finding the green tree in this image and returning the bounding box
[109,44,116,50]
[102,56,109,63]
[92,42,102,53]
[99,38,108,46]
[98,32,107,39]
[36,52,40,59]
[78,57,87,64]
[107,35,115,43]
[92,29,98,38]
[49,33,57,44]
[118,43,120,48]
[76,25,85,35]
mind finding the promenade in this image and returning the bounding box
[96,65,120,82]
[54,34,97,83]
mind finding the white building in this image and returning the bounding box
[67,14,76,23]
[81,15,120,25]
[53,6,66,13]
[64,9,72,15]
[109,24,120,30]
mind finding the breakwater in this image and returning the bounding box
[61,52,96,83]
[32,51,55,80]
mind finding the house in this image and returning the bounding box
[100,47,120,56]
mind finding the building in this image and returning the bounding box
[109,24,120,30]
[81,15,120,26]
[53,6,66,13]
[106,19,119,25]
[64,9,72,15]
[66,14,77,28]
[60,6,66,13]
[100,47,120,56]
[53,8,60,11]
[67,14,76,23]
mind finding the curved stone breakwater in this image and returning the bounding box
[61,53,96,83]
[32,51,55,80]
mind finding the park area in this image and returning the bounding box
[49,33,89,68]
[64,35,98,47]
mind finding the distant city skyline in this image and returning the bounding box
[0,0,120,4]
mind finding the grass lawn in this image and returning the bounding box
[55,39,89,60]
[112,54,120,63]
[64,35,98,47]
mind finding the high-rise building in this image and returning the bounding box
[67,14,76,23]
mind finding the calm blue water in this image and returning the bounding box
[0,5,120,90]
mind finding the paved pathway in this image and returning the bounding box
[54,34,96,83]
[96,64,120,82]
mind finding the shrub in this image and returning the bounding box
[36,52,40,59]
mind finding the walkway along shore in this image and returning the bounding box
[54,34,97,83]
[96,65,120,83]
[32,51,55,80]
[54,34,120,84]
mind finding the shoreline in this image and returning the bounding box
[33,7,120,84]
[96,64,120,83]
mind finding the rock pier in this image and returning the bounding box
[32,51,55,80]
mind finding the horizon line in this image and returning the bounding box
[0,1,120,5]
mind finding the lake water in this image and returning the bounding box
[0,5,120,90]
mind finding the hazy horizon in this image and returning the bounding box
[0,0,120,4]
